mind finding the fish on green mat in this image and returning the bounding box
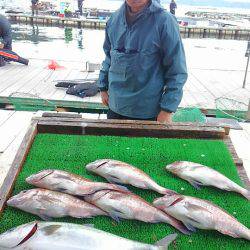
[153,194,250,241]
[165,161,250,200]
[26,169,129,196]
[0,221,177,250]
[7,189,107,221]
[84,189,190,235]
[86,159,177,195]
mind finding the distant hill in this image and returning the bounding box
[166,0,250,9]
[111,0,250,9]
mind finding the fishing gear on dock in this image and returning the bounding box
[0,49,29,66]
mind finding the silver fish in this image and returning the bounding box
[166,161,250,200]
[84,190,190,235]
[26,169,129,196]
[0,221,178,250]
[86,159,176,195]
[153,194,250,241]
[7,188,107,220]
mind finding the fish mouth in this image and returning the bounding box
[86,160,109,171]
[7,191,27,206]
[7,197,18,206]
[26,170,54,183]
[16,222,38,247]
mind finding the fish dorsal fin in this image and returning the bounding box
[188,180,203,190]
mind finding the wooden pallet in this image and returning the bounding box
[0,113,248,215]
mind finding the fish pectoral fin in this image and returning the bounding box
[106,175,122,184]
[155,233,178,248]
[109,209,126,223]
[188,180,203,190]
[56,187,68,193]
[183,222,197,232]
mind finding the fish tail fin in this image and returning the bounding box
[154,233,178,249]
[241,189,250,200]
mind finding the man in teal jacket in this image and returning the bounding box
[98,0,187,123]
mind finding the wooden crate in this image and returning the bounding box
[0,113,248,215]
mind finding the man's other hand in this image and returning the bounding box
[101,91,109,106]
[0,44,4,49]
[157,110,172,123]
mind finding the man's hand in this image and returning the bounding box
[157,110,173,123]
[0,44,4,49]
[101,91,109,106]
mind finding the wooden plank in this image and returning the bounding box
[34,116,229,130]
[11,68,55,97]
[0,120,38,214]
[0,110,15,126]
[40,69,75,100]
[0,111,34,153]
[0,66,27,93]
[0,67,44,97]
[0,125,31,186]
[42,112,82,118]
[224,137,249,189]
[36,119,226,139]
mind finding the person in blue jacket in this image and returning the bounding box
[98,0,187,123]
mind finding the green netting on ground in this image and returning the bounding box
[172,108,206,123]
[0,134,249,249]
[216,97,247,121]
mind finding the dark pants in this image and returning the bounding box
[32,4,38,16]
[107,109,156,121]
[4,43,12,51]
[78,0,83,16]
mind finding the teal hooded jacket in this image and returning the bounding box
[98,0,187,119]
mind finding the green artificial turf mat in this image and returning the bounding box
[0,134,249,249]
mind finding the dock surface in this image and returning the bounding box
[0,59,249,111]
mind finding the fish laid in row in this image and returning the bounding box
[153,194,250,241]
[86,159,176,195]
[0,221,177,250]
[84,190,190,235]
[26,169,128,196]
[166,161,250,200]
[7,188,107,221]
